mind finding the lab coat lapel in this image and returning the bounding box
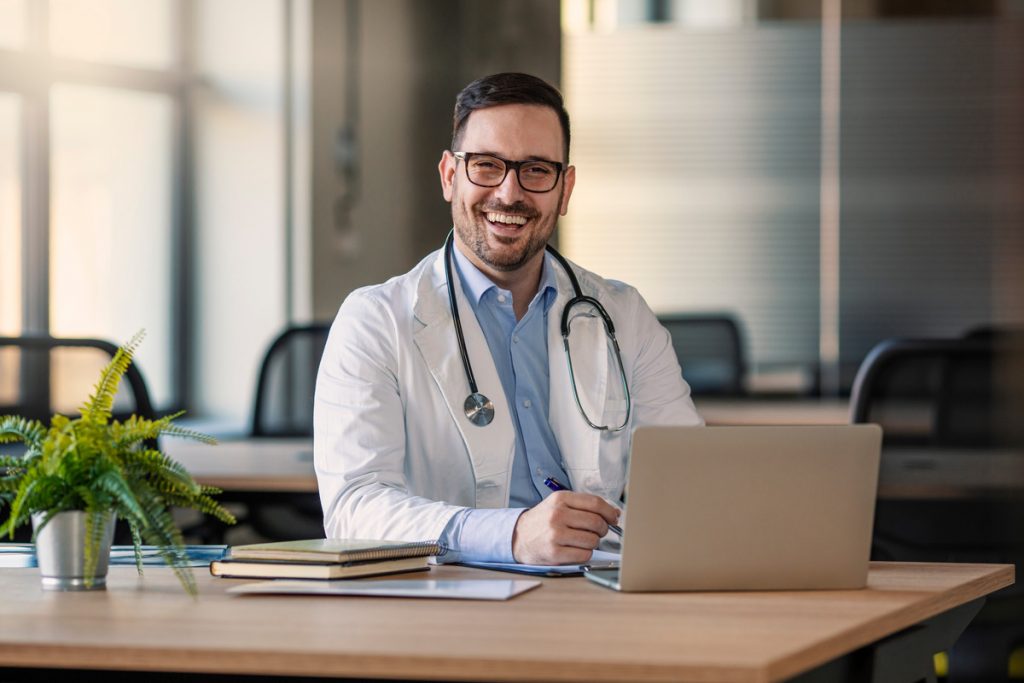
[412,251,515,507]
[547,257,607,489]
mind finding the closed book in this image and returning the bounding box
[227,538,442,563]
[210,555,430,580]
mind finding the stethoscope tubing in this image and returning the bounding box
[443,230,631,431]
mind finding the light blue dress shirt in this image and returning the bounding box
[438,246,571,562]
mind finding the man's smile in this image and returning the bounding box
[485,211,528,226]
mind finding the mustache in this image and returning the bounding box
[477,201,538,218]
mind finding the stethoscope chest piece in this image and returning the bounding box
[464,392,495,427]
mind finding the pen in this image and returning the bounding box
[542,476,624,536]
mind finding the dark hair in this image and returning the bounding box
[452,73,571,162]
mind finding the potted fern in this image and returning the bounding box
[0,331,235,594]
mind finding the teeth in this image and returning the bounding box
[486,212,528,226]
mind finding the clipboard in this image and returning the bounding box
[456,550,620,577]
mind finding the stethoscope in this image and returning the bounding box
[443,230,631,431]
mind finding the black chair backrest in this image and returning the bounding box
[657,314,746,396]
[849,337,1024,448]
[251,324,331,438]
[0,335,156,423]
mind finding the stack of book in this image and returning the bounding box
[209,539,442,580]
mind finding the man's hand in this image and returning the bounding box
[511,491,621,565]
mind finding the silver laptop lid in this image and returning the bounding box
[617,425,882,592]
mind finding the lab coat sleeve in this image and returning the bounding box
[314,290,464,542]
[624,287,704,427]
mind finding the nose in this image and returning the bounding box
[492,165,527,204]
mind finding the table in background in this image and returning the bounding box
[879,447,1024,500]
[163,437,316,493]
[0,562,1012,682]
[699,397,850,426]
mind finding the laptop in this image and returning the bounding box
[585,425,882,592]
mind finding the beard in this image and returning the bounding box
[451,186,558,273]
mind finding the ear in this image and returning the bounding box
[439,150,457,203]
[558,165,576,216]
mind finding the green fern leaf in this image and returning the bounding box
[0,416,47,451]
[79,329,145,425]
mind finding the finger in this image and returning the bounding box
[555,508,611,537]
[549,525,602,551]
[559,492,621,524]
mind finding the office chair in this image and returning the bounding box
[657,314,746,396]
[0,335,156,424]
[0,335,157,543]
[850,336,1024,682]
[246,324,332,541]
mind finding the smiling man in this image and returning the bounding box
[314,73,702,565]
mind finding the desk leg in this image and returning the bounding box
[788,598,985,683]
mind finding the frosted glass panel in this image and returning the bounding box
[49,0,176,69]
[50,84,174,407]
[0,0,28,50]
[562,25,822,369]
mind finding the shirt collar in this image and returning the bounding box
[451,243,496,306]
[451,243,560,311]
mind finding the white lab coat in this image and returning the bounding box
[314,248,703,541]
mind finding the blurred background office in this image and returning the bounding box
[1,0,1021,423]
[1,0,1023,678]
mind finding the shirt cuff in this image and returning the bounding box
[437,507,526,563]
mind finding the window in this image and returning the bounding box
[0,94,21,338]
[0,1,185,410]
[0,93,21,405]
[0,0,28,50]
[0,0,291,424]
[50,84,175,406]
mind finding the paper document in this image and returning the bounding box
[458,549,621,577]
[228,578,541,601]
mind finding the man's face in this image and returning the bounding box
[439,104,575,274]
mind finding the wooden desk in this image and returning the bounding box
[163,437,316,493]
[0,562,1012,682]
[878,446,1024,499]
[699,398,850,426]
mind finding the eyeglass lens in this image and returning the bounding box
[465,154,560,192]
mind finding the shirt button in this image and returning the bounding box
[497,294,507,304]
[523,399,532,409]
[512,335,519,344]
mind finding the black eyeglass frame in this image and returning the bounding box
[451,151,565,193]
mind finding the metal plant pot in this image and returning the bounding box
[32,510,115,591]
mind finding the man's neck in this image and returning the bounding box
[456,243,545,321]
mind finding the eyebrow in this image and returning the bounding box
[472,150,562,164]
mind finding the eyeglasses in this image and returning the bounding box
[452,151,564,193]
